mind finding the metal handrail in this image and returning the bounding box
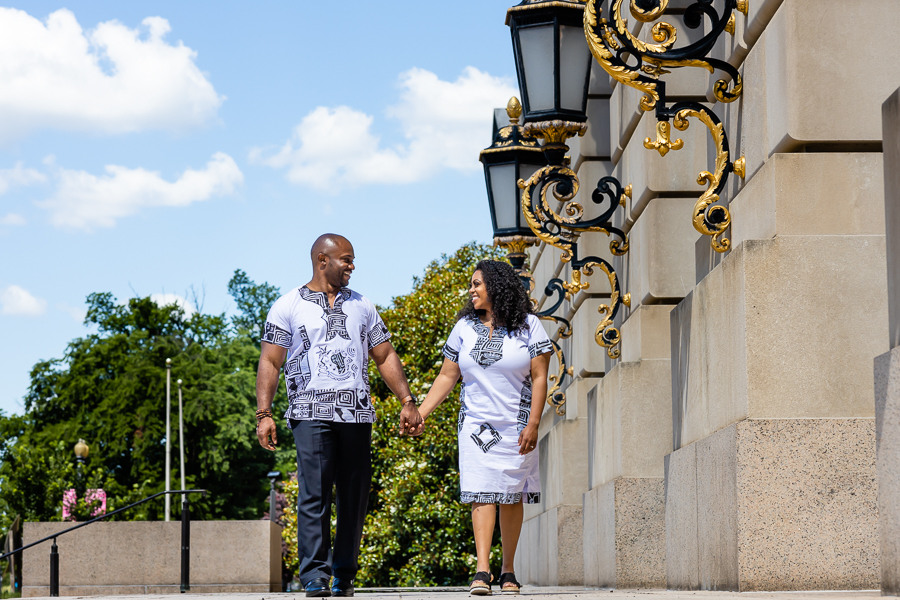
[0,488,206,596]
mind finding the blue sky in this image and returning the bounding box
[0,1,522,414]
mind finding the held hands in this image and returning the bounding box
[518,423,538,455]
[399,401,425,436]
[257,416,277,451]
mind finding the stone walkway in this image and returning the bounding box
[23,588,886,599]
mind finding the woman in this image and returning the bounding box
[416,259,552,595]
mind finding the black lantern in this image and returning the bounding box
[479,97,548,271]
[507,0,592,124]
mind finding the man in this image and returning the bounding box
[255,234,422,598]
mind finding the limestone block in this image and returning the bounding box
[589,62,613,97]
[696,425,739,590]
[516,511,540,584]
[738,419,879,590]
[592,477,666,589]
[590,359,673,487]
[679,235,889,447]
[617,111,712,223]
[557,504,585,585]
[738,0,900,177]
[540,414,590,511]
[664,446,699,590]
[581,98,612,160]
[570,297,610,376]
[617,197,701,310]
[23,520,282,595]
[534,244,564,308]
[582,484,600,587]
[559,375,601,424]
[666,418,879,591]
[547,506,559,585]
[620,304,674,364]
[730,153,885,250]
[883,89,900,350]
[609,80,645,165]
[517,504,582,586]
[875,347,900,595]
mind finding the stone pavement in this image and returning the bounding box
[23,588,886,600]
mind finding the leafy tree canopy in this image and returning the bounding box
[0,275,294,528]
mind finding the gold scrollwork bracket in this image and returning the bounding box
[518,162,632,359]
[539,314,574,416]
[584,0,748,253]
[670,106,746,253]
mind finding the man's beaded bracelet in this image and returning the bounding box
[255,408,274,421]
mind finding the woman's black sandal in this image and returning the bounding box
[469,571,492,596]
[498,572,520,595]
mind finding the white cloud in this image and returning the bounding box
[0,8,222,140]
[150,293,195,317]
[0,163,45,194]
[0,285,47,316]
[38,152,243,230]
[253,66,517,192]
[0,213,25,226]
[57,302,86,322]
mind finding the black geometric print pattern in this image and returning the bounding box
[368,322,391,349]
[471,422,502,453]
[457,386,467,433]
[528,338,553,359]
[518,375,533,433]
[286,389,374,423]
[360,325,370,387]
[298,286,351,341]
[469,319,506,368]
[283,326,313,396]
[262,322,292,348]
[442,343,460,363]
[459,491,541,504]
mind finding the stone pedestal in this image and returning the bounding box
[583,477,665,589]
[876,346,900,595]
[665,419,880,591]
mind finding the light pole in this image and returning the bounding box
[165,358,172,522]
[178,379,185,496]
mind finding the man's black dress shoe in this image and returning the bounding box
[305,577,332,597]
[332,578,354,597]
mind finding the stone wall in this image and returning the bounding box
[22,520,282,596]
[512,0,900,591]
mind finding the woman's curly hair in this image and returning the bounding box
[458,259,532,334]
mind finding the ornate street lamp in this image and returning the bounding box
[504,0,633,361]
[480,96,547,281]
[507,0,593,125]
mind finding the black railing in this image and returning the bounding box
[0,489,206,596]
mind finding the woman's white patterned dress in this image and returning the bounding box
[442,314,553,504]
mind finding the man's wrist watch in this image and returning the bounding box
[401,395,418,407]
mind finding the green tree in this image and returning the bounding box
[0,273,294,529]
